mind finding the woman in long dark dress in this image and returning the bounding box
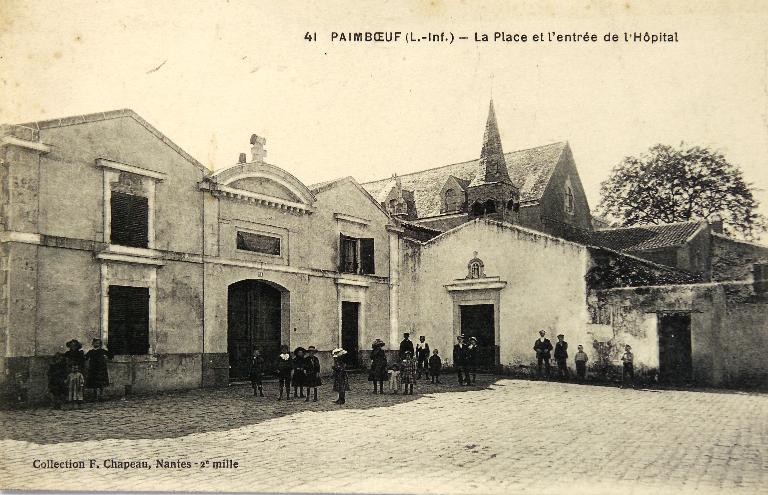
[85,338,113,401]
[368,339,388,395]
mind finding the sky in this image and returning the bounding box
[2,0,767,235]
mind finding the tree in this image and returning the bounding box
[597,144,766,239]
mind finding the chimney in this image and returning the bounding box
[238,153,247,164]
[250,134,267,163]
[709,213,723,234]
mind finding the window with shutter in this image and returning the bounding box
[360,238,375,274]
[110,192,149,248]
[340,234,359,273]
[108,285,150,355]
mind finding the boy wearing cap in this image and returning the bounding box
[304,346,321,402]
[574,345,589,381]
[621,345,634,388]
[292,347,307,398]
[428,349,442,384]
[554,334,569,380]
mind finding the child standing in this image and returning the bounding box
[66,364,84,409]
[276,345,293,400]
[428,349,442,384]
[621,345,634,388]
[48,350,68,409]
[332,348,349,405]
[249,348,265,397]
[400,351,416,395]
[387,361,401,394]
[574,345,589,381]
[85,338,112,401]
[292,347,307,398]
[304,346,321,402]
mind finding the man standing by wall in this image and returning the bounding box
[533,330,553,379]
[399,333,414,361]
[554,334,569,380]
[453,335,467,385]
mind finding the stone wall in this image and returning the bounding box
[711,234,768,282]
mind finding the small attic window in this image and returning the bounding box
[564,185,575,214]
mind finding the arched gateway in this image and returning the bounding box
[227,280,287,381]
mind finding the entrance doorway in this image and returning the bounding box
[341,301,360,368]
[460,304,496,369]
[658,313,693,383]
[228,280,283,381]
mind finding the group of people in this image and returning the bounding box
[47,338,113,409]
[368,333,444,396]
[249,345,322,401]
[532,330,635,387]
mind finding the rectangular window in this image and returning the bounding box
[339,234,375,275]
[108,285,150,355]
[236,231,281,256]
[110,192,149,248]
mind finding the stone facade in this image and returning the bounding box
[0,111,399,403]
[2,107,767,404]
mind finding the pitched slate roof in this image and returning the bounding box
[361,142,568,219]
[588,221,705,251]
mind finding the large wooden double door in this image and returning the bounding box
[228,280,282,381]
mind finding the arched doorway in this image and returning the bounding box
[227,280,285,381]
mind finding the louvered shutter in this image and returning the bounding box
[108,285,150,355]
[360,238,375,274]
[110,192,149,248]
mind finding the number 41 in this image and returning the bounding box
[304,32,317,42]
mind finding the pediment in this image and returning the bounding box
[203,162,317,214]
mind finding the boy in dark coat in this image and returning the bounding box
[304,346,321,402]
[276,345,293,400]
[249,348,265,397]
[48,351,68,409]
[428,349,442,384]
[85,338,113,401]
[533,330,553,379]
[292,347,307,398]
[553,334,569,380]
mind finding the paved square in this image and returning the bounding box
[1,376,766,494]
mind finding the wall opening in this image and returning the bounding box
[227,280,285,381]
[657,312,693,383]
[341,301,360,368]
[460,304,497,369]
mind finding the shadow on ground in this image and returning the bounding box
[0,373,496,445]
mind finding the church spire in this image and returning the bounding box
[473,99,511,186]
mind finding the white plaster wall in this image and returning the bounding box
[401,219,591,369]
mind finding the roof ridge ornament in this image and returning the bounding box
[250,134,267,163]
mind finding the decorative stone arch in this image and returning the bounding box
[467,252,485,279]
[203,162,317,215]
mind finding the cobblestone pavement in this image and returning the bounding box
[1,375,766,494]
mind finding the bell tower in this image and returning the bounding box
[467,100,519,219]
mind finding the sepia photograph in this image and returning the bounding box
[0,1,767,494]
